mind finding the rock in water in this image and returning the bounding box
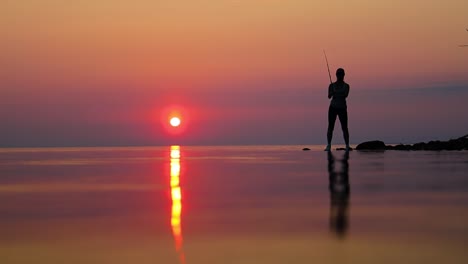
[356,140,386,150]
[356,134,468,151]
[336,147,353,151]
[302,148,311,151]
[393,144,412,150]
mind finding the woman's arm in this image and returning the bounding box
[328,84,334,99]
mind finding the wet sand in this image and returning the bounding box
[0,146,467,264]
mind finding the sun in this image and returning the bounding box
[170,117,181,127]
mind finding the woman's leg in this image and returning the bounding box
[338,109,349,146]
[327,106,338,145]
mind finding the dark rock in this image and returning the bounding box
[302,148,310,151]
[393,144,411,150]
[336,147,353,151]
[425,141,438,150]
[357,133,468,151]
[356,140,386,150]
[412,142,426,150]
[422,139,467,151]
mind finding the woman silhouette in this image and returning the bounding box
[325,68,350,151]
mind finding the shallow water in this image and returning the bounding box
[0,146,467,264]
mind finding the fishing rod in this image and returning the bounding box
[323,50,333,84]
[459,28,468,47]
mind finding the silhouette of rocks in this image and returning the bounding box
[357,135,468,151]
[387,144,412,151]
[302,148,311,151]
[355,140,386,150]
[336,147,353,151]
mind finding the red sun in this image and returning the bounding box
[160,105,188,135]
[170,117,181,127]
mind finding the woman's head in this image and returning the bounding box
[336,68,345,81]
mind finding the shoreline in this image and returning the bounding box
[356,134,468,151]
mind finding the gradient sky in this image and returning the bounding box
[1,0,468,147]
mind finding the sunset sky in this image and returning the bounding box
[1,0,468,147]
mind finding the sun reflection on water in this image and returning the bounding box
[170,145,185,264]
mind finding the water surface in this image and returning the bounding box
[1,146,467,263]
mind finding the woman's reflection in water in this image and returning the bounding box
[170,146,185,264]
[328,151,350,239]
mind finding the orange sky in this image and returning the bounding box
[1,0,468,146]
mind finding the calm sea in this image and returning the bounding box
[1,146,467,264]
